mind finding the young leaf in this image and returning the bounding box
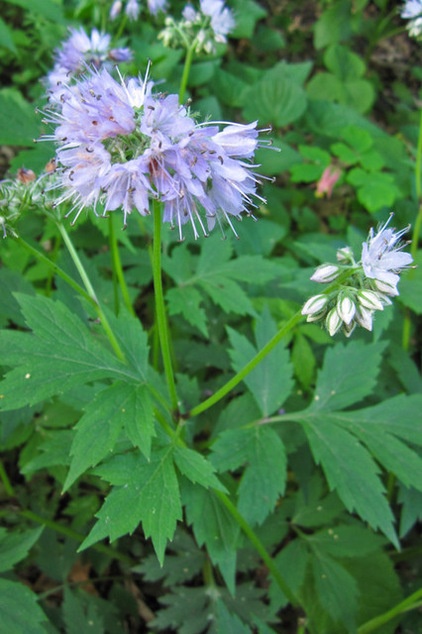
[302,419,397,545]
[0,579,48,634]
[308,340,386,412]
[0,526,43,573]
[64,381,155,491]
[81,447,182,565]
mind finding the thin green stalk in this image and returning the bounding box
[189,311,304,418]
[16,237,93,306]
[57,223,126,363]
[402,109,422,350]
[151,200,179,412]
[0,460,14,496]
[179,43,195,104]
[357,587,422,634]
[215,490,299,607]
[108,214,136,317]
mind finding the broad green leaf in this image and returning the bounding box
[22,430,74,475]
[0,526,43,572]
[242,76,307,127]
[306,524,385,558]
[166,286,208,336]
[211,69,250,108]
[63,588,105,634]
[0,579,48,634]
[0,17,17,53]
[308,340,386,412]
[106,310,150,380]
[182,480,240,593]
[0,88,39,146]
[227,308,293,416]
[0,295,139,412]
[231,0,267,38]
[64,381,155,491]
[347,169,400,212]
[302,419,397,545]
[324,45,365,80]
[270,539,309,609]
[81,448,182,564]
[174,446,226,491]
[291,476,344,529]
[313,0,352,49]
[211,426,287,525]
[255,139,301,176]
[311,555,358,633]
[0,269,35,327]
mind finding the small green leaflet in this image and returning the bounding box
[63,588,106,634]
[0,579,48,634]
[64,381,155,491]
[0,526,43,573]
[173,446,226,492]
[227,306,293,416]
[0,294,142,411]
[211,426,287,525]
[81,447,182,565]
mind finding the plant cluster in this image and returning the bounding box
[0,1,421,633]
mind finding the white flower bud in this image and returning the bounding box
[310,264,340,283]
[373,278,399,297]
[302,294,328,317]
[326,308,342,336]
[336,246,355,264]
[358,290,384,311]
[344,321,357,338]
[355,306,373,331]
[337,295,356,325]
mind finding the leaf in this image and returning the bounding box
[306,524,385,558]
[0,526,43,573]
[313,0,352,49]
[241,75,307,127]
[166,286,208,336]
[231,0,267,38]
[308,340,386,412]
[0,88,39,146]
[0,579,48,634]
[0,17,17,53]
[64,381,155,491]
[182,480,240,593]
[174,446,226,491]
[398,484,422,538]
[63,587,105,634]
[0,295,139,412]
[270,539,309,609]
[227,307,293,416]
[4,0,64,21]
[81,448,182,564]
[302,419,397,545]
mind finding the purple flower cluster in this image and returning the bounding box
[43,67,266,239]
[46,28,132,102]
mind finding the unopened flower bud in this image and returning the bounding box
[310,264,340,283]
[302,294,328,317]
[337,295,356,325]
[326,308,342,336]
[336,246,355,264]
[373,278,399,297]
[358,290,384,311]
[344,321,357,338]
[109,0,122,19]
[355,306,373,331]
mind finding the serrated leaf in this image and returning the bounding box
[81,448,182,564]
[166,286,208,336]
[0,579,48,634]
[227,307,293,416]
[211,426,287,525]
[174,446,226,491]
[0,526,43,573]
[270,539,309,609]
[0,295,139,412]
[106,309,150,380]
[308,340,386,412]
[63,587,105,634]
[307,524,385,558]
[182,480,240,593]
[64,382,155,491]
[311,554,358,632]
[302,419,397,545]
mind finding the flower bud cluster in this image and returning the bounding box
[158,0,235,54]
[302,217,413,337]
[400,0,422,39]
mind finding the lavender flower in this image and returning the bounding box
[301,217,413,337]
[125,0,140,20]
[41,67,266,238]
[401,0,422,37]
[200,0,235,42]
[147,0,168,14]
[46,28,132,101]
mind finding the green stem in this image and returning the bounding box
[0,460,14,496]
[357,587,422,634]
[57,223,126,363]
[215,490,299,607]
[16,237,93,306]
[179,44,195,104]
[151,200,179,412]
[189,311,304,418]
[108,214,136,317]
[402,109,422,350]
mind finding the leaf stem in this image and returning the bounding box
[215,490,299,607]
[57,223,126,363]
[179,43,195,104]
[152,200,179,412]
[189,311,304,418]
[108,214,136,317]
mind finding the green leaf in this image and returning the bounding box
[0,88,39,146]
[398,485,422,537]
[324,45,365,80]
[166,286,208,336]
[63,588,105,634]
[398,252,422,314]
[270,539,309,608]
[174,446,226,491]
[0,17,17,53]
[242,76,307,127]
[0,526,43,572]
[211,426,287,525]
[231,0,267,38]
[0,579,48,634]
[302,419,397,545]
[346,169,400,212]
[314,0,352,49]
[311,554,358,632]
[306,524,385,558]
[81,448,182,564]
[212,69,250,108]
[0,295,138,412]
[4,0,64,21]
[308,340,386,412]
[227,307,293,416]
